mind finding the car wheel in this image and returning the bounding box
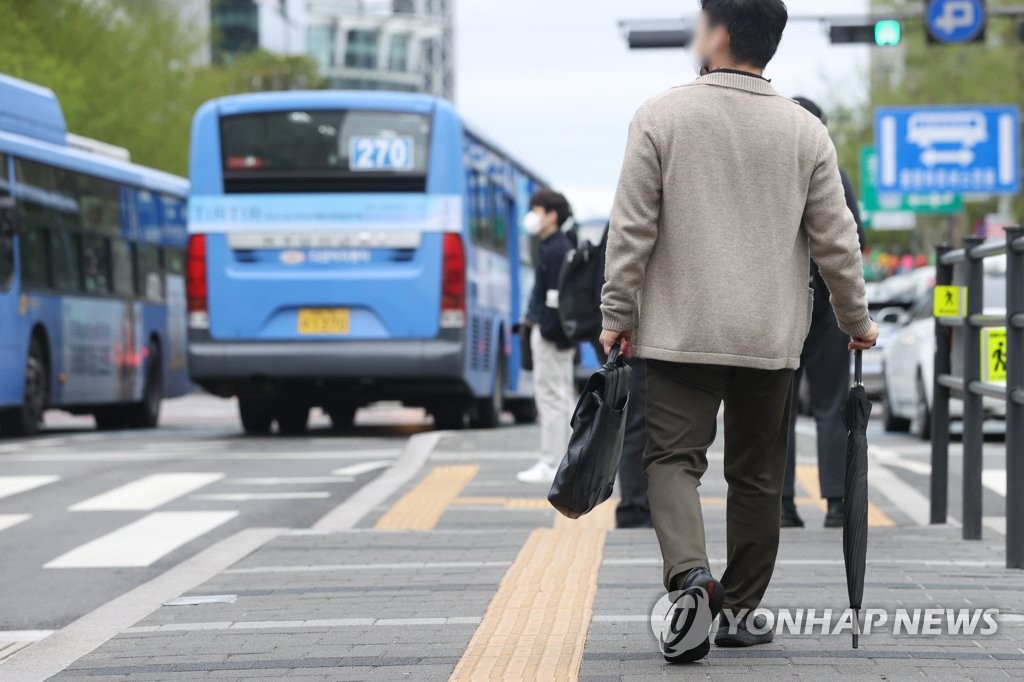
[0,336,49,437]
[882,380,911,433]
[239,397,273,435]
[912,374,932,441]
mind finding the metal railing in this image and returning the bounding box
[931,227,1024,569]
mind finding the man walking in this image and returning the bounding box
[600,0,878,663]
[517,190,576,485]
[782,96,867,529]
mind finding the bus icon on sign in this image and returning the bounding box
[907,111,988,167]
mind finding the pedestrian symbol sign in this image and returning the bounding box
[875,106,1021,195]
[934,285,964,318]
[982,327,1007,384]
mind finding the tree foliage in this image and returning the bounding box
[0,0,322,176]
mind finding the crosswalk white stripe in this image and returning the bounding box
[69,473,224,511]
[867,449,939,527]
[330,461,392,476]
[44,511,238,568]
[191,492,330,502]
[0,476,59,500]
[0,449,401,463]
[0,630,53,642]
[226,477,353,485]
[0,514,31,533]
[982,469,1007,497]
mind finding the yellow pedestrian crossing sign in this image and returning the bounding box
[982,328,1008,384]
[934,285,964,318]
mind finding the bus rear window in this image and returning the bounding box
[220,110,431,193]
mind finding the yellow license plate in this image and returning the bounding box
[297,308,350,335]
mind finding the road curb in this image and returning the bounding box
[0,526,284,682]
[312,430,444,531]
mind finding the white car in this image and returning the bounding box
[882,261,1008,439]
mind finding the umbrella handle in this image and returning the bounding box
[854,350,863,387]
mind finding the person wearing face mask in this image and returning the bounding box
[517,190,577,485]
[600,0,878,662]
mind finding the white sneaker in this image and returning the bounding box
[516,461,557,485]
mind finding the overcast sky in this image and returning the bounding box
[456,0,870,218]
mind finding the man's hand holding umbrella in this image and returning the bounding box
[849,321,880,351]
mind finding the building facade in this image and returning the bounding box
[210,0,309,63]
[306,0,455,100]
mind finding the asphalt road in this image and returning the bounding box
[0,395,432,633]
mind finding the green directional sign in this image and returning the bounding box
[860,146,963,215]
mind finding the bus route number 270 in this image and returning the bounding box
[349,136,415,172]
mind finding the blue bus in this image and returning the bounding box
[187,91,547,433]
[0,74,190,436]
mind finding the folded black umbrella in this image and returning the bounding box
[843,350,872,649]
[548,343,632,519]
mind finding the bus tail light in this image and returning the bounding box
[441,233,466,329]
[187,234,210,330]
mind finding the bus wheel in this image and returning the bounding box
[327,403,357,432]
[507,399,538,425]
[126,342,162,429]
[1,336,49,437]
[432,405,466,431]
[276,402,310,435]
[471,353,505,429]
[239,397,273,435]
[94,409,127,431]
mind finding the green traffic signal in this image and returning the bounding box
[874,20,902,47]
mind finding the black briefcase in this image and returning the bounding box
[548,343,632,519]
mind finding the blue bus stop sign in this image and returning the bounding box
[927,0,985,44]
[876,105,1020,195]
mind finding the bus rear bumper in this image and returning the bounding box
[187,334,466,399]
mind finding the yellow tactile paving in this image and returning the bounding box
[451,500,615,681]
[452,497,552,510]
[374,465,479,530]
[796,464,895,527]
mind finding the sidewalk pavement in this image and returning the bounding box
[37,425,1024,680]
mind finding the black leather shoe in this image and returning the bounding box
[780,498,804,528]
[824,497,845,528]
[715,613,775,647]
[659,568,726,664]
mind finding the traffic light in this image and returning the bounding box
[829,21,902,46]
[625,29,693,49]
[874,20,902,46]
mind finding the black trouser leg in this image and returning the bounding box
[783,307,851,501]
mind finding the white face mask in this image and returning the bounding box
[522,211,543,236]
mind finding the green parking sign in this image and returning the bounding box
[860,146,963,215]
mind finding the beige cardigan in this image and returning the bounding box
[601,71,872,371]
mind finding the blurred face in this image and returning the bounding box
[523,206,558,236]
[692,13,729,75]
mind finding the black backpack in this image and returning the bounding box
[557,225,607,342]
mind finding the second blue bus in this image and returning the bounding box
[187,91,548,433]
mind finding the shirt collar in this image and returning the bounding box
[698,69,778,97]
